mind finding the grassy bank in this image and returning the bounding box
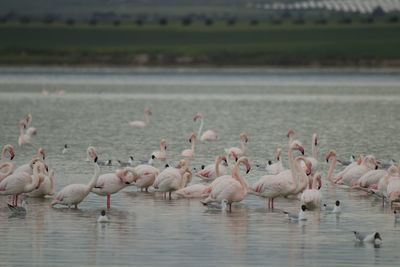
[1,21,400,66]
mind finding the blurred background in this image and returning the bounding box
[0,0,399,67]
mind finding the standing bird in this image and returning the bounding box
[125,165,160,192]
[51,157,100,208]
[62,144,69,154]
[97,210,110,223]
[300,172,322,210]
[224,132,249,159]
[193,112,218,141]
[181,132,197,160]
[353,231,382,245]
[265,147,284,175]
[151,138,168,162]
[18,114,37,147]
[129,108,152,128]
[196,155,229,182]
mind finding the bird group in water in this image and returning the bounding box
[2,111,399,246]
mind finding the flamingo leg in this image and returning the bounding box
[15,195,19,206]
[229,203,232,212]
[107,193,111,209]
[169,191,172,200]
[75,204,78,209]
[271,198,274,209]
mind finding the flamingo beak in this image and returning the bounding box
[246,161,251,174]
[125,182,131,185]
[10,150,15,160]
[94,156,98,163]
[164,146,167,150]
[299,147,305,155]
[189,139,192,143]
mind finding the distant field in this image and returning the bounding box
[1,21,400,66]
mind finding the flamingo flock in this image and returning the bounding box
[1,111,399,244]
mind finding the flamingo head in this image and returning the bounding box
[37,147,45,160]
[3,144,15,160]
[176,159,188,170]
[188,132,196,143]
[313,172,322,189]
[304,159,312,176]
[29,158,42,169]
[240,132,248,143]
[27,127,37,136]
[144,108,152,115]
[116,169,133,184]
[36,174,46,189]
[216,155,227,164]
[160,138,168,150]
[287,128,295,138]
[290,140,304,155]
[238,157,251,174]
[312,133,318,146]
[325,150,336,162]
[193,112,203,121]
[275,147,282,161]
[230,151,238,162]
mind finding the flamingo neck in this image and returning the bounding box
[191,139,196,152]
[48,170,55,194]
[0,162,13,179]
[85,164,101,194]
[144,113,150,125]
[312,137,317,159]
[26,164,41,191]
[327,156,337,183]
[287,146,298,191]
[232,158,249,191]
[197,118,204,138]
[215,157,222,177]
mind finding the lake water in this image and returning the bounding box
[0,67,400,266]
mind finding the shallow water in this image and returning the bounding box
[0,67,400,266]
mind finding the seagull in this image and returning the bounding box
[62,144,68,154]
[117,156,134,167]
[97,210,110,223]
[323,200,342,213]
[284,205,308,221]
[353,231,382,245]
[98,159,112,166]
[337,155,356,166]
[394,210,400,222]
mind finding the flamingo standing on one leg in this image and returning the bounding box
[51,157,100,208]
[125,165,160,192]
[193,112,218,141]
[129,108,152,128]
[181,132,197,160]
[200,157,251,212]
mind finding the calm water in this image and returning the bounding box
[0,67,400,267]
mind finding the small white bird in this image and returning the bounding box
[323,200,342,214]
[284,205,308,221]
[118,156,134,167]
[62,144,68,154]
[97,210,110,223]
[98,159,112,166]
[353,231,382,245]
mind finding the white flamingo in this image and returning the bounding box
[129,108,152,128]
[181,132,197,160]
[0,144,15,181]
[14,148,46,175]
[250,140,309,209]
[336,155,378,186]
[193,112,218,141]
[51,157,100,208]
[18,114,37,147]
[265,147,284,175]
[200,156,251,212]
[125,165,160,192]
[151,138,168,162]
[300,172,322,209]
[0,160,45,206]
[196,155,229,182]
[28,168,55,197]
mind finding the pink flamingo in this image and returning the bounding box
[129,108,152,128]
[151,138,168,161]
[300,172,322,210]
[325,150,338,183]
[28,168,55,197]
[200,156,251,212]
[1,144,15,161]
[351,169,388,189]
[91,168,136,209]
[181,132,197,159]
[224,132,249,159]
[334,154,363,182]
[125,165,160,192]
[250,140,309,209]
[14,148,46,175]
[193,112,218,141]
[0,144,15,181]
[305,133,319,177]
[51,158,100,208]
[0,160,45,206]
[265,147,284,175]
[336,155,378,185]
[374,165,399,200]
[196,155,229,181]
[175,182,209,198]
[18,114,37,147]
[152,159,190,199]
[86,146,97,162]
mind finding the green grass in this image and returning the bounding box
[1,21,400,66]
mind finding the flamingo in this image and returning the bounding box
[27,168,55,197]
[0,144,15,181]
[1,144,15,161]
[386,172,400,206]
[129,108,152,128]
[86,146,97,162]
[193,112,218,141]
[371,165,399,206]
[51,158,100,208]
[336,155,378,186]
[300,172,322,210]
[224,132,249,159]
[181,132,197,159]
[125,164,160,192]
[152,159,189,199]
[306,133,319,176]
[196,155,229,182]
[265,147,284,175]
[250,140,309,209]
[14,148,46,175]
[18,115,37,147]
[151,138,167,161]
[175,183,209,198]
[351,169,388,189]
[0,160,45,206]
[200,156,251,212]
[325,150,338,183]
[334,154,363,182]
[91,168,136,209]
